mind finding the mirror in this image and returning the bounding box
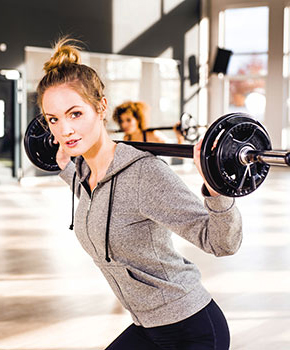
[25,47,181,141]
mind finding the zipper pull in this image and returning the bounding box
[87,199,92,212]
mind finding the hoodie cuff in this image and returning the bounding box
[202,184,235,212]
[201,184,211,197]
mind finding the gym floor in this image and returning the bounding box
[0,163,289,350]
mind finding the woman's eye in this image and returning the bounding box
[71,112,81,119]
[48,117,58,124]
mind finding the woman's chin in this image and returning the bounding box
[63,147,82,158]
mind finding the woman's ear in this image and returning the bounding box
[99,97,108,120]
[101,97,108,111]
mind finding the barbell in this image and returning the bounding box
[24,112,290,197]
[109,112,206,143]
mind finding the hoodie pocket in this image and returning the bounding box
[107,265,165,312]
[125,267,166,311]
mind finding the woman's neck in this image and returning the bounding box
[84,132,117,186]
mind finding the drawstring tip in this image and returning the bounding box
[105,257,111,263]
[69,171,77,232]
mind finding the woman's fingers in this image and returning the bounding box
[56,144,71,170]
[193,138,219,197]
[193,139,202,163]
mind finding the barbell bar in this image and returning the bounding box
[24,112,290,197]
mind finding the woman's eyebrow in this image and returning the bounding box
[65,105,81,114]
[45,105,81,117]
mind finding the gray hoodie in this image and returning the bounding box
[60,143,242,327]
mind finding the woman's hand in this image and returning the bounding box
[193,139,220,197]
[53,140,71,170]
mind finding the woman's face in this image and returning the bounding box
[119,112,139,135]
[42,84,106,158]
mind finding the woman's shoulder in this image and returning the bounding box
[138,154,172,179]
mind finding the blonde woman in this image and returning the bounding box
[36,37,242,349]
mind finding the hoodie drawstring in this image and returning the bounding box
[69,170,116,262]
[105,175,116,262]
[69,171,77,230]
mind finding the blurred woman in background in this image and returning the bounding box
[112,101,184,143]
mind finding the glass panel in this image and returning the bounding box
[284,54,290,78]
[106,58,142,80]
[288,79,290,124]
[158,60,180,79]
[228,78,266,122]
[25,47,180,134]
[227,54,268,76]
[158,80,180,125]
[284,7,290,54]
[0,100,4,138]
[284,9,290,148]
[106,81,140,112]
[224,6,269,54]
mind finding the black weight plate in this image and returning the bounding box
[24,115,60,172]
[216,121,271,196]
[200,112,271,197]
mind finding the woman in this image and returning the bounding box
[37,37,242,349]
[112,101,184,143]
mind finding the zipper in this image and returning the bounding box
[85,185,99,257]
[87,198,92,212]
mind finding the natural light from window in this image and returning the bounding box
[221,6,269,122]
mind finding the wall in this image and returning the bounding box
[0,0,200,72]
[0,0,113,69]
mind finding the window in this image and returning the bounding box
[283,6,290,148]
[220,6,269,122]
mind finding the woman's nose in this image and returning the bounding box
[61,121,74,137]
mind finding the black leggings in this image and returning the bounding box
[105,299,230,350]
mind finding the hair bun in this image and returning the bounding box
[43,37,82,74]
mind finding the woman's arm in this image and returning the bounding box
[59,161,77,187]
[138,157,242,257]
[55,143,78,194]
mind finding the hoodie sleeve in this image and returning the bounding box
[59,161,76,186]
[138,157,243,257]
[58,161,82,199]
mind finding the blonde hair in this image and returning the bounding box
[112,101,149,131]
[37,37,105,114]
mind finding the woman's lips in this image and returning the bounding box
[65,139,81,148]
